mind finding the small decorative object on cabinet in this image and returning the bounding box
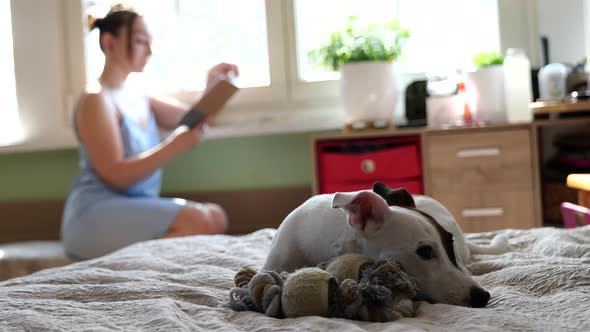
[503,48,533,123]
[464,52,506,124]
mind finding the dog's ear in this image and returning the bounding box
[386,187,416,208]
[332,191,389,234]
[373,181,416,208]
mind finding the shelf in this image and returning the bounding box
[531,101,590,115]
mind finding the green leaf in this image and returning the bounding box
[473,52,504,68]
[308,16,410,71]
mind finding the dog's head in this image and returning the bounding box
[331,182,490,308]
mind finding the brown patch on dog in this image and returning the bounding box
[372,181,458,268]
[404,207,458,268]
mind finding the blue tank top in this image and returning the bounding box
[64,88,163,218]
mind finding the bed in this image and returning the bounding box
[1,225,589,331]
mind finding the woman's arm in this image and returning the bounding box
[150,95,188,131]
[151,62,239,131]
[76,93,204,191]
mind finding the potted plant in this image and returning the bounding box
[309,16,410,128]
[464,52,506,123]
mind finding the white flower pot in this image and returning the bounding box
[340,61,397,125]
[464,65,506,123]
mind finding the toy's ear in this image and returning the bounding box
[373,181,416,208]
[332,191,389,234]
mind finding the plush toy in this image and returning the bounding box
[317,253,373,284]
[356,259,418,319]
[229,254,419,322]
[229,266,283,315]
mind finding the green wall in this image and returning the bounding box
[0,132,328,202]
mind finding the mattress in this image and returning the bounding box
[1,225,589,331]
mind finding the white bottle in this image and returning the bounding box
[538,63,568,101]
[503,48,533,123]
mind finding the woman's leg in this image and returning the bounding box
[62,197,188,260]
[162,201,228,238]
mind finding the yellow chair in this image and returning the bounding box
[566,174,590,208]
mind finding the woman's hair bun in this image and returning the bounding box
[86,4,140,32]
[87,15,102,31]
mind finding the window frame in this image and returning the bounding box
[166,0,291,106]
[0,0,546,153]
[284,0,339,101]
[284,0,540,103]
[60,0,541,130]
[63,0,290,114]
[0,0,24,146]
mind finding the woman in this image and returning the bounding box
[61,6,237,259]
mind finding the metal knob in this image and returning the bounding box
[361,159,376,173]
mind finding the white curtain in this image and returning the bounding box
[0,0,24,146]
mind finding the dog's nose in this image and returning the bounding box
[469,286,491,308]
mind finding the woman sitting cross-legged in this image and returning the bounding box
[61,5,237,260]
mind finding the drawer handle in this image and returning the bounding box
[456,147,501,158]
[361,159,376,173]
[461,208,504,218]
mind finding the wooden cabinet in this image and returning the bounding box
[312,124,542,232]
[533,117,590,225]
[422,126,538,232]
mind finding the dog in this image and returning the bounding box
[261,182,508,308]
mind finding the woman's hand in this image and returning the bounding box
[205,62,239,91]
[166,62,239,155]
[169,119,209,154]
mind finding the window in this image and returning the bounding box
[78,0,503,114]
[3,0,535,151]
[0,0,24,146]
[83,1,500,99]
[294,0,400,83]
[294,0,500,81]
[84,0,281,103]
[397,0,500,73]
[86,0,270,90]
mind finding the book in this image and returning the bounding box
[178,79,239,129]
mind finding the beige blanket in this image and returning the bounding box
[1,225,589,331]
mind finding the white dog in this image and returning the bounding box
[261,182,508,308]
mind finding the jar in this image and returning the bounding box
[503,48,533,123]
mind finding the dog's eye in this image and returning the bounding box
[416,244,434,260]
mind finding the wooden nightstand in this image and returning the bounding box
[422,125,538,232]
[311,124,542,233]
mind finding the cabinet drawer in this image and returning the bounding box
[323,179,423,195]
[318,136,421,187]
[436,190,535,233]
[426,129,533,190]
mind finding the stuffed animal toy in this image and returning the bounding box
[317,253,373,284]
[229,254,418,321]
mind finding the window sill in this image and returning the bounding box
[0,132,77,154]
[205,104,345,139]
[0,104,346,153]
